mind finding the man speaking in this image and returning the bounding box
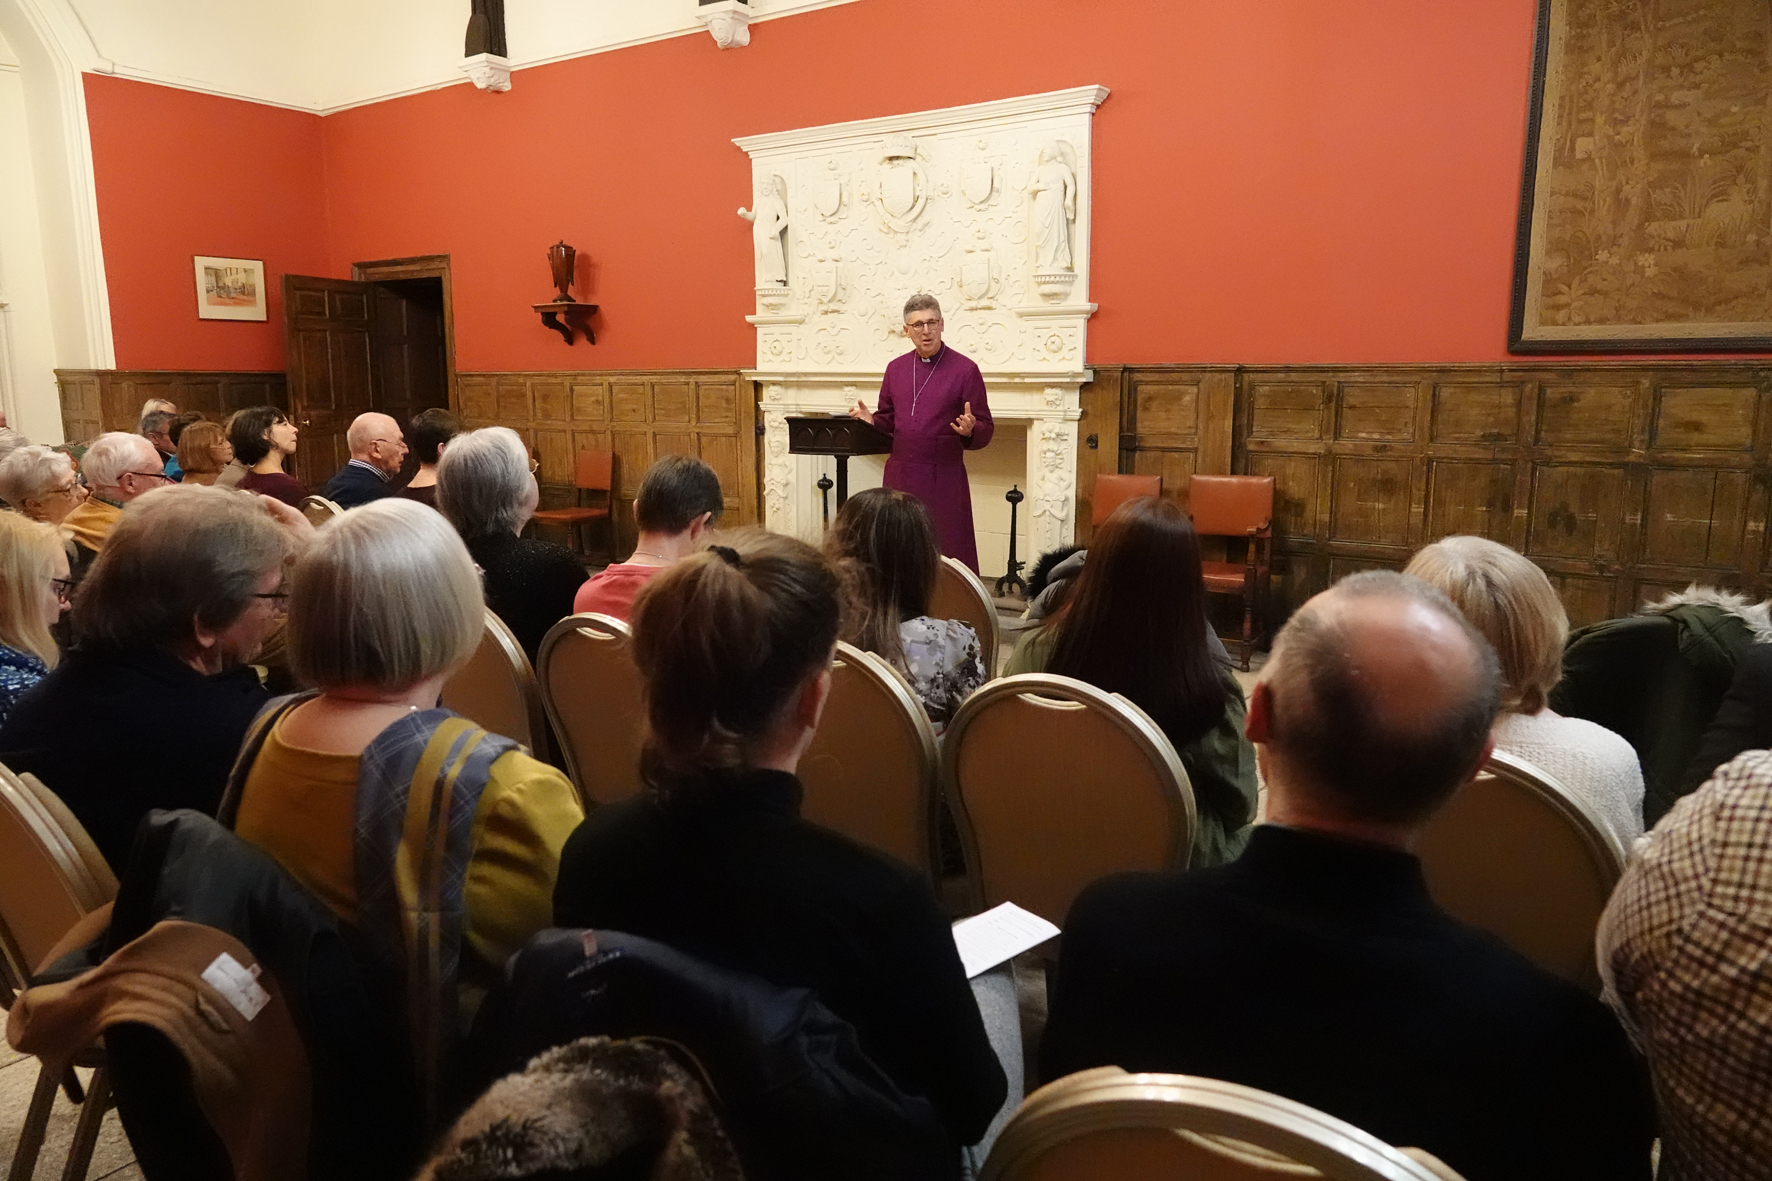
[851,294,994,571]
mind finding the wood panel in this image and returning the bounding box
[457,369,757,555]
[55,369,289,445]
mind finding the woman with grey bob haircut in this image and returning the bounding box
[0,445,87,526]
[220,497,582,1118]
[435,426,588,661]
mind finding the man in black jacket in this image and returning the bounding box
[1040,570,1654,1181]
[0,486,302,869]
[321,412,407,508]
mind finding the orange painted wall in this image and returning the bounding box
[85,73,327,371]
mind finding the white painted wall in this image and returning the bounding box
[68,0,863,114]
[0,35,67,442]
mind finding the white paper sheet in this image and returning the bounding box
[952,902,1061,978]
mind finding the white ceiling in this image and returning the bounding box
[59,0,860,113]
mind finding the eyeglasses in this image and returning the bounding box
[529,457,540,474]
[253,590,289,613]
[49,577,75,602]
[125,470,174,484]
[906,318,943,332]
[47,481,81,497]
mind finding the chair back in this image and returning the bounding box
[299,495,342,527]
[536,613,645,805]
[440,609,550,759]
[984,1068,1458,1181]
[574,449,614,492]
[0,763,118,996]
[1188,475,1274,538]
[1417,750,1627,993]
[929,555,999,671]
[798,643,940,878]
[1091,473,1162,526]
[941,674,1194,924]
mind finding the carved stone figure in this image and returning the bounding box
[738,175,790,286]
[1029,141,1077,272]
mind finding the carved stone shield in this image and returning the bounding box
[881,159,918,218]
[960,253,993,302]
[961,160,994,206]
[814,177,842,219]
[810,259,839,306]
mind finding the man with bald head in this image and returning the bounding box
[321,411,408,508]
[1040,571,1652,1180]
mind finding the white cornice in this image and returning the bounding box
[733,85,1110,156]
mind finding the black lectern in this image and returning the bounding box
[785,415,893,510]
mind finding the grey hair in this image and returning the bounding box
[0,446,71,510]
[81,432,161,492]
[139,410,176,438]
[72,484,292,654]
[289,498,483,691]
[0,434,31,465]
[903,293,941,320]
[436,426,533,539]
[1265,569,1502,825]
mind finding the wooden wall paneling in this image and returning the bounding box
[1073,365,1124,545]
[55,369,290,444]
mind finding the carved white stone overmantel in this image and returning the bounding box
[735,86,1108,555]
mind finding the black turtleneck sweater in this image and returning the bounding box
[1040,824,1654,1181]
[553,768,1006,1148]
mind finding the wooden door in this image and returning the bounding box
[372,279,448,426]
[284,275,375,488]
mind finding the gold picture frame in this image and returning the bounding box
[193,255,267,322]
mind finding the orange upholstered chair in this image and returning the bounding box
[1091,473,1162,527]
[530,449,614,559]
[1187,475,1274,670]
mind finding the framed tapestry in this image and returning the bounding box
[1509,0,1772,352]
[193,255,267,322]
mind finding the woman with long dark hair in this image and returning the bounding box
[1005,495,1257,866]
[827,487,985,730]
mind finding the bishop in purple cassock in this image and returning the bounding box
[852,296,994,571]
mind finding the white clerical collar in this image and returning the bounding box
[919,347,942,363]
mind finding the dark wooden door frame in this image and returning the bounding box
[350,255,457,409]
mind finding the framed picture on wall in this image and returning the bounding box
[193,255,267,322]
[1509,0,1772,352]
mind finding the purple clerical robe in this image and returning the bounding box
[873,345,994,571]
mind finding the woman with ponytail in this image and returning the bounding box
[552,528,1006,1157]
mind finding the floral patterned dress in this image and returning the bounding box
[894,616,986,734]
[0,643,49,727]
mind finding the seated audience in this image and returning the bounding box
[230,406,307,506]
[1600,750,1772,1177]
[398,407,463,509]
[321,411,407,508]
[0,513,69,724]
[0,485,297,868]
[168,410,206,446]
[438,427,585,660]
[825,487,983,730]
[0,445,88,526]
[1006,496,1257,866]
[1681,641,1772,795]
[140,396,177,418]
[140,409,180,478]
[573,453,723,621]
[553,530,1007,1157]
[1040,570,1654,1181]
[221,498,581,1099]
[1407,536,1644,845]
[61,432,172,568]
[175,420,233,486]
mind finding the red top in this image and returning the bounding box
[238,470,307,507]
[572,563,664,622]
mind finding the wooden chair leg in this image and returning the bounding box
[59,1065,109,1181]
[9,1062,59,1181]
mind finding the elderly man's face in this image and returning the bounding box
[207,567,287,669]
[903,309,944,357]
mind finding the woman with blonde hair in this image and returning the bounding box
[0,513,68,723]
[1405,535,1644,844]
[218,498,582,1122]
[553,529,1007,1162]
[175,420,233,485]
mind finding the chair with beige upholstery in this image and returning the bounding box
[798,642,940,880]
[983,1068,1463,1181]
[440,609,553,765]
[298,495,342,527]
[536,612,645,806]
[941,673,1195,924]
[0,762,119,1181]
[1416,749,1627,994]
[930,555,1001,673]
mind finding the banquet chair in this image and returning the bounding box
[529,449,614,561]
[1187,474,1275,670]
[1416,750,1627,994]
[930,555,1001,673]
[536,613,643,806]
[440,609,553,764]
[941,674,1194,925]
[798,643,940,881]
[983,1068,1463,1181]
[298,495,342,527]
[0,763,119,1181]
[1090,473,1161,527]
